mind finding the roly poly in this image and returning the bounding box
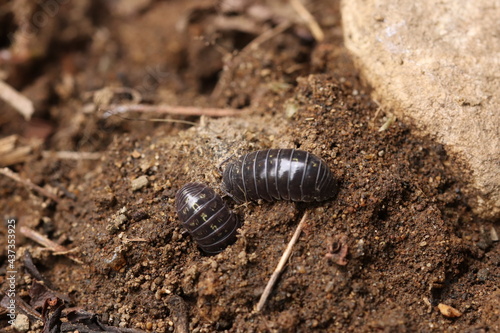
[222,149,338,203]
[175,182,240,254]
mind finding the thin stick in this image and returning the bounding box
[20,226,68,252]
[370,106,383,128]
[110,115,198,126]
[0,79,34,120]
[104,104,246,118]
[123,237,148,243]
[212,21,292,100]
[42,151,102,160]
[14,295,43,322]
[52,248,82,257]
[255,211,309,312]
[241,21,293,54]
[290,0,324,42]
[20,226,83,264]
[0,167,60,202]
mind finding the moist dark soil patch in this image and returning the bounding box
[0,1,498,332]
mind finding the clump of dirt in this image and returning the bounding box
[0,1,498,332]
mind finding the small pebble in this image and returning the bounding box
[131,150,142,158]
[477,268,490,281]
[13,314,30,332]
[285,103,299,118]
[115,214,128,226]
[352,239,365,258]
[296,265,307,274]
[491,226,499,242]
[131,175,149,191]
[437,303,462,318]
[476,239,491,251]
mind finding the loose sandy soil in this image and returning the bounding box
[0,1,498,332]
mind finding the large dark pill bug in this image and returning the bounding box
[222,149,338,203]
[175,182,240,254]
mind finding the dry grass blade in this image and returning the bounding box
[255,211,309,312]
[378,114,397,132]
[212,21,292,100]
[241,21,293,54]
[290,0,324,42]
[0,79,35,120]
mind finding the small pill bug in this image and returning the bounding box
[222,149,338,203]
[175,182,240,254]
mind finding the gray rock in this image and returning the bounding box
[342,0,500,219]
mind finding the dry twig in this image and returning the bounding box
[122,237,148,244]
[41,151,102,160]
[104,104,246,118]
[20,226,68,252]
[255,211,309,312]
[212,21,292,100]
[0,167,60,202]
[0,79,35,120]
[20,226,83,264]
[290,0,324,42]
[241,21,293,54]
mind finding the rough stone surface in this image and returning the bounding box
[13,314,30,332]
[341,0,500,219]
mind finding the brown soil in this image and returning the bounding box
[0,1,498,332]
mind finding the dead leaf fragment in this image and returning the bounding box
[325,234,349,265]
[437,303,462,318]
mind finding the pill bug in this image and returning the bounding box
[222,149,338,203]
[175,182,240,254]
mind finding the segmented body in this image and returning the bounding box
[222,149,338,202]
[175,183,240,254]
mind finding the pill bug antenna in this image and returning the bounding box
[218,151,241,201]
[217,153,235,174]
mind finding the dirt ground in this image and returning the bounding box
[0,1,498,332]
